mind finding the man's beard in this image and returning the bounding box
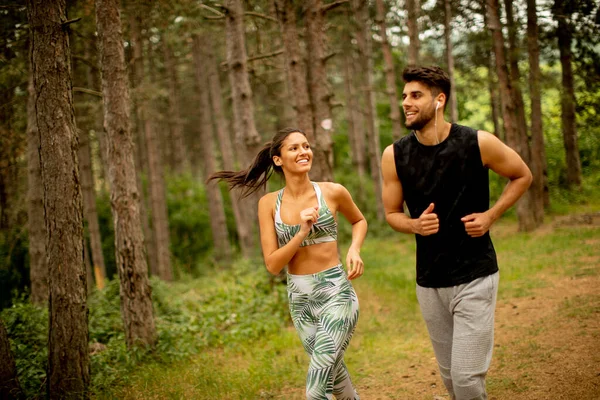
[405,108,435,131]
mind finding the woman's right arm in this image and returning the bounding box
[258,194,316,275]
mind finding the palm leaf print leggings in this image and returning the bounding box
[287,264,360,400]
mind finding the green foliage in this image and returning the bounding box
[165,174,214,275]
[1,298,48,398]
[95,189,117,280]
[100,220,600,399]
[2,259,288,398]
[91,258,288,393]
[0,227,29,311]
[93,174,235,281]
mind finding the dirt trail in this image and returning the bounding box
[355,273,600,400]
[355,217,600,400]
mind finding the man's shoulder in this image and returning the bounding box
[395,133,413,146]
[452,124,479,138]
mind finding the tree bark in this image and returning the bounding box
[353,0,384,221]
[527,0,548,221]
[482,1,502,139]
[95,0,157,348]
[225,0,262,164]
[128,12,158,277]
[488,52,502,139]
[504,0,541,229]
[274,0,315,141]
[26,69,48,306]
[0,318,23,400]
[406,0,420,66]
[553,0,582,189]
[342,39,367,210]
[192,35,233,264]
[71,31,107,285]
[130,13,172,280]
[204,36,253,258]
[225,0,262,241]
[444,0,459,122]
[504,0,530,160]
[78,117,107,288]
[27,0,91,397]
[375,0,403,140]
[163,41,190,174]
[305,0,335,182]
[487,0,537,232]
[84,36,110,186]
[83,240,94,293]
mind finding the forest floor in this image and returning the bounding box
[281,213,600,400]
[106,212,600,400]
[355,246,600,399]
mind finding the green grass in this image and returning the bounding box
[94,206,600,400]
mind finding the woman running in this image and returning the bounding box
[210,128,366,399]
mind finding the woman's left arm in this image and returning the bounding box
[331,183,368,280]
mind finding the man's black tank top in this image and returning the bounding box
[393,124,498,288]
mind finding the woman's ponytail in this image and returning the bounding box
[207,142,275,198]
[207,128,305,197]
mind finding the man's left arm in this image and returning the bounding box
[461,131,533,237]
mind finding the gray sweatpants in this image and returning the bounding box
[416,272,499,400]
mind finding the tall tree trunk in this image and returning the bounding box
[163,41,189,174]
[406,0,420,66]
[504,0,541,229]
[82,38,109,285]
[504,0,530,158]
[71,32,106,284]
[225,0,262,242]
[84,240,94,293]
[482,1,503,139]
[130,14,172,280]
[204,36,253,258]
[192,35,232,264]
[342,39,367,210]
[0,318,23,400]
[95,0,157,348]
[553,0,582,189]
[274,0,315,141]
[27,0,91,397]
[128,13,157,277]
[78,120,107,288]
[305,0,335,182]
[527,0,548,221]
[444,0,459,122]
[488,52,502,139]
[144,54,173,281]
[225,0,262,162]
[487,0,536,232]
[27,70,47,306]
[84,36,109,184]
[353,0,384,221]
[375,0,403,140]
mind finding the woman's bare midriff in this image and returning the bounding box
[287,241,341,275]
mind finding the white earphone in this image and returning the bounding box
[436,101,440,111]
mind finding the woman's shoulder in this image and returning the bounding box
[258,191,282,221]
[314,181,348,200]
[259,190,280,207]
[260,189,281,201]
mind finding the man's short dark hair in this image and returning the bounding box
[402,66,451,104]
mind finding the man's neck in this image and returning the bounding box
[415,120,452,145]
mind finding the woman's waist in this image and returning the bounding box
[287,242,340,275]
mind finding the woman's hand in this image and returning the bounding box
[299,206,319,235]
[346,247,364,280]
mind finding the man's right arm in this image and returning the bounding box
[381,145,439,236]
